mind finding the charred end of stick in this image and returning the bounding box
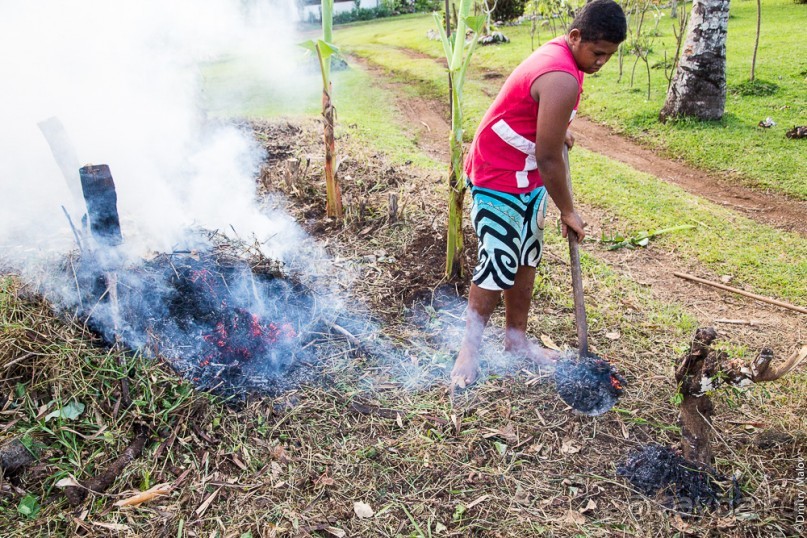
[79,164,122,248]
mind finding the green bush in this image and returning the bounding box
[729,79,779,97]
[330,0,438,24]
[491,0,527,21]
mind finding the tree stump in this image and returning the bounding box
[676,328,807,465]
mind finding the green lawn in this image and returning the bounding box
[335,0,807,199]
[571,147,807,303]
[203,54,437,168]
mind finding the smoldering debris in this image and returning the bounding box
[67,231,343,396]
[554,354,626,416]
[617,444,740,514]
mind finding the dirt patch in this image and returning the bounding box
[582,204,805,358]
[250,117,475,320]
[351,55,451,163]
[396,45,448,67]
[398,95,451,162]
[356,58,807,237]
[572,117,807,235]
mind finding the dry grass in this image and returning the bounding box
[1,119,804,537]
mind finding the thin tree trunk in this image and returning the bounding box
[659,0,731,121]
[750,0,760,81]
[446,0,452,113]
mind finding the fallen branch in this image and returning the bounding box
[64,425,149,506]
[714,318,761,326]
[350,401,448,426]
[350,401,403,420]
[673,272,807,314]
[323,320,363,349]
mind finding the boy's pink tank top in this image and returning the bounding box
[465,36,584,194]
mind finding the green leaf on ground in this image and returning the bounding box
[17,494,40,518]
[44,400,85,422]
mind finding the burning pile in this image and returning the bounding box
[73,239,323,394]
[554,354,626,416]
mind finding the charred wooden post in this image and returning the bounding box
[79,164,130,406]
[675,328,807,465]
[79,164,122,248]
[675,327,719,464]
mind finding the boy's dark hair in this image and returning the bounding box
[569,0,627,44]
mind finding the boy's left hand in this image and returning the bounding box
[565,130,575,149]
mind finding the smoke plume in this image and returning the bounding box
[0,0,310,265]
[0,0,350,393]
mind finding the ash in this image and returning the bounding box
[70,235,338,396]
[554,354,626,416]
[617,444,740,514]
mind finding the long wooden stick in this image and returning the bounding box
[568,230,588,356]
[673,272,807,315]
[563,146,589,356]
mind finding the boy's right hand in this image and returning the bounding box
[560,210,586,241]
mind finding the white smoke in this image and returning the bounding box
[0,0,312,267]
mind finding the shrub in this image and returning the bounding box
[491,0,527,21]
[329,0,436,24]
[729,79,779,97]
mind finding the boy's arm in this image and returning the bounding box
[530,71,586,240]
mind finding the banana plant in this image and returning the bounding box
[433,2,485,279]
[300,0,343,218]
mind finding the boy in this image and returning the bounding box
[451,0,627,387]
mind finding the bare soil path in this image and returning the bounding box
[355,56,806,236]
[571,117,807,235]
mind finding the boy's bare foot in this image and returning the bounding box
[529,346,561,367]
[451,348,480,389]
[504,337,560,367]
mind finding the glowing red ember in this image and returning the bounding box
[201,307,296,366]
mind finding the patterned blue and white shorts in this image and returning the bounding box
[469,181,548,291]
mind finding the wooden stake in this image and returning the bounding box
[674,272,807,314]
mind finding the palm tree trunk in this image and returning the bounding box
[659,0,731,121]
